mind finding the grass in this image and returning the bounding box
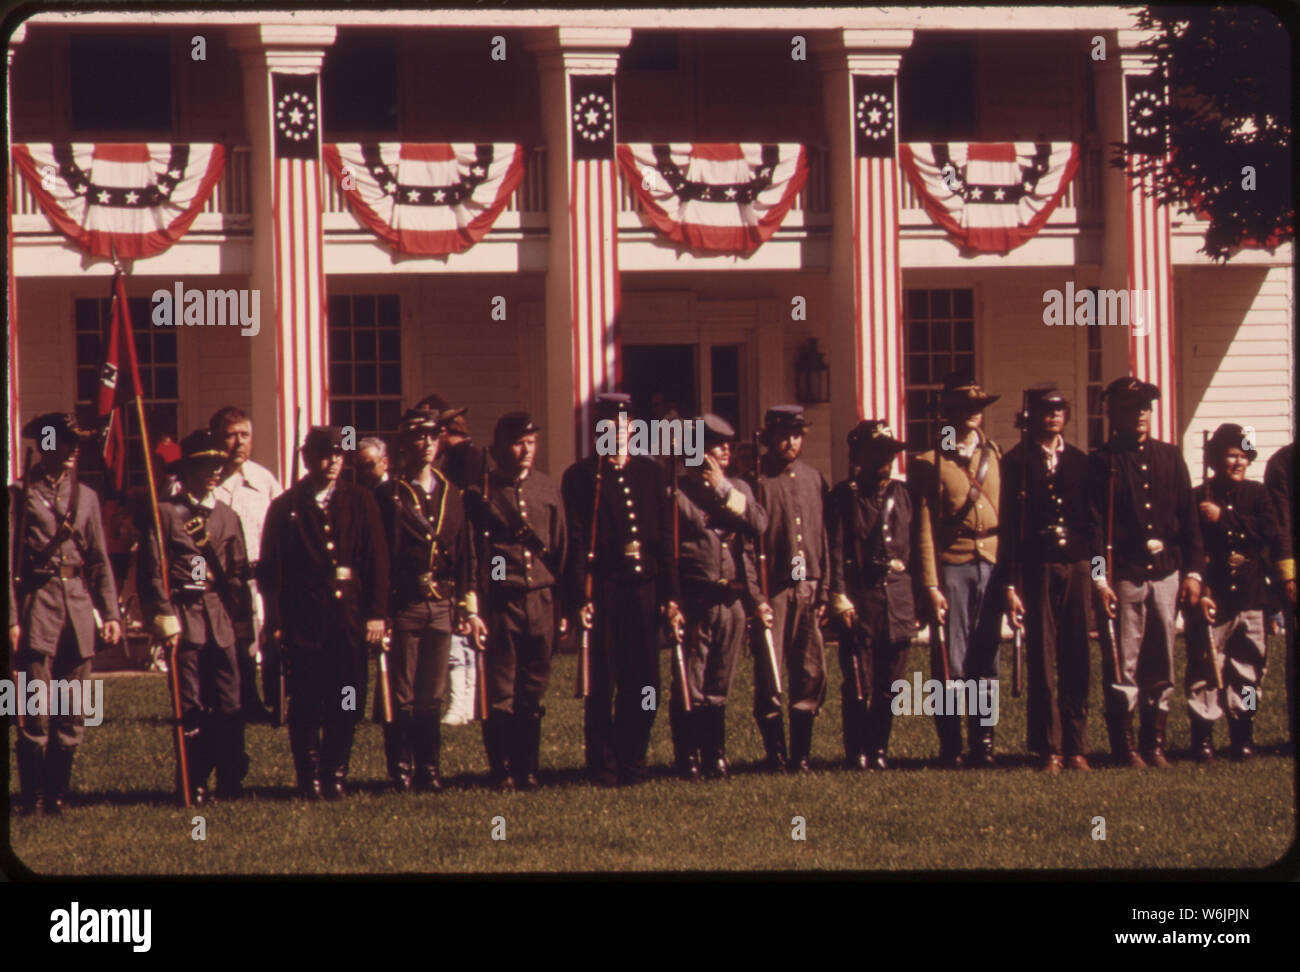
[7,635,1295,875]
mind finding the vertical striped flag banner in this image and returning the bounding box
[569,73,621,457]
[1124,72,1176,444]
[852,74,904,442]
[271,72,329,485]
[7,187,20,481]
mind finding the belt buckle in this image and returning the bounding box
[1226,552,1247,569]
[334,566,353,581]
[888,558,906,573]
[418,572,443,600]
[624,540,642,560]
[1146,538,1165,555]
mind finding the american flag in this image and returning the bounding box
[7,187,19,481]
[272,73,328,484]
[853,74,904,442]
[570,74,620,457]
[1125,72,1176,443]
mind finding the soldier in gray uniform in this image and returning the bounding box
[751,405,829,773]
[9,413,122,815]
[139,430,253,804]
[827,421,916,771]
[466,412,568,790]
[669,415,768,780]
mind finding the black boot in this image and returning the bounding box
[188,717,217,805]
[414,708,443,793]
[215,714,248,800]
[789,710,814,774]
[1190,717,1215,762]
[700,707,729,780]
[483,712,515,790]
[936,714,964,768]
[670,702,701,781]
[1107,698,1146,768]
[757,713,788,774]
[289,720,324,801]
[15,741,47,816]
[1228,717,1255,761]
[45,744,75,816]
[513,711,544,790]
[321,719,356,800]
[842,698,868,771]
[1140,709,1170,768]
[383,715,414,793]
[968,716,996,768]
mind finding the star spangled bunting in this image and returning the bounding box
[570,74,615,162]
[898,142,1080,254]
[1125,73,1167,157]
[323,143,525,255]
[11,143,226,259]
[854,75,897,159]
[617,143,807,254]
[273,73,320,160]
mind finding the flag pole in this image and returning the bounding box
[111,241,191,807]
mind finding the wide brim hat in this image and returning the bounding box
[168,429,229,474]
[1205,423,1257,463]
[938,372,999,412]
[21,411,96,444]
[848,420,905,455]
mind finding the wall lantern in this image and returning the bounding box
[795,338,830,404]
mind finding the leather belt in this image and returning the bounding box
[624,540,642,559]
[955,527,996,540]
[56,564,83,580]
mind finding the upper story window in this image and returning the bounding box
[323,33,399,135]
[899,35,975,141]
[69,34,172,134]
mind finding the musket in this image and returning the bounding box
[929,429,952,685]
[377,638,394,723]
[473,456,490,722]
[574,454,602,698]
[669,451,691,714]
[1103,450,1124,695]
[1198,429,1224,692]
[749,431,783,699]
[10,446,35,731]
[1012,391,1028,699]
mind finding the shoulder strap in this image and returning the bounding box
[944,444,992,528]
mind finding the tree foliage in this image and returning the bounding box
[1119,6,1292,261]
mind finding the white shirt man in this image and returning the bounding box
[210,408,284,717]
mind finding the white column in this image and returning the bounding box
[818,29,913,481]
[1119,30,1178,444]
[231,25,336,484]
[527,27,631,469]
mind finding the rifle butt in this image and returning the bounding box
[168,641,192,807]
[1012,629,1024,698]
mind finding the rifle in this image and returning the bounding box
[1012,392,1029,699]
[749,431,783,699]
[669,452,691,714]
[1198,429,1224,692]
[1103,450,1124,696]
[929,433,952,685]
[574,455,602,699]
[10,446,35,731]
[279,407,304,728]
[473,458,490,722]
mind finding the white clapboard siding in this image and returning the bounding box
[1181,264,1294,481]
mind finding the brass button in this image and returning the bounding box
[326,541,335,551]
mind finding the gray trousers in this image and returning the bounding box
[17,626,93,753]
[754,580,826,718]
[1110,572,1180,713]
[1186,609,1267,722]
[939,559,1001,680]
[684,597,747,708]
[389,600,454,717]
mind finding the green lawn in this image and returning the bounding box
[8,635,1294,874]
